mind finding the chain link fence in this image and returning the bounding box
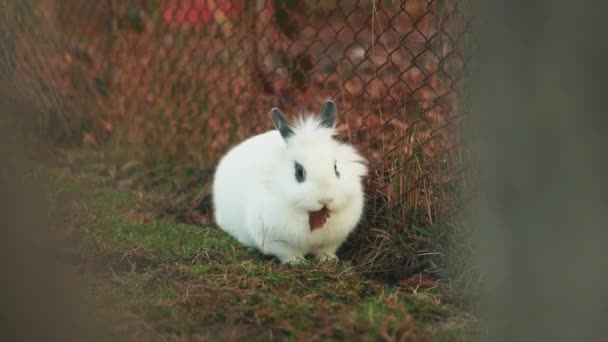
[2,0,474,276]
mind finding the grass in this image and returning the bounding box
[37,151,476,341]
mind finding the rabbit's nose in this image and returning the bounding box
[318,197,334,205]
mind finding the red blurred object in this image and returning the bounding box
[216,0,248,18]
[185,8,201,25]
[162,0,266,26]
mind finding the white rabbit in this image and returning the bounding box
[212,100,367,264]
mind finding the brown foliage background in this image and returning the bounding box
[2,0,474,277]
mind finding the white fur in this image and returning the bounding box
[212,112,367,264]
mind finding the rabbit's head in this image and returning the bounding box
[269,100,367,215]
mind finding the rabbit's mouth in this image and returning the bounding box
[309,207,331,231]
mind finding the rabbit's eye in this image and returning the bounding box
[294,162,306,183]
[334,161,340,178]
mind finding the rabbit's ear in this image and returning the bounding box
[319,100,337,128]
[271,108,294,139]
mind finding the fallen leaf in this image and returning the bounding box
[186,210,213,226]
[309,207,330,231]
[82,133,98,147]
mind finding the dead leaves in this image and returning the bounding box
[15,1,468,239]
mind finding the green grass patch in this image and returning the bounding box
[40,160,476,340]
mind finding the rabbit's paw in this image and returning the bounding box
[314,249,339,262]
[266,245,305,265]
[285,255,308,265]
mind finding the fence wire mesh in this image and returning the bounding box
[2,0,474,273]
